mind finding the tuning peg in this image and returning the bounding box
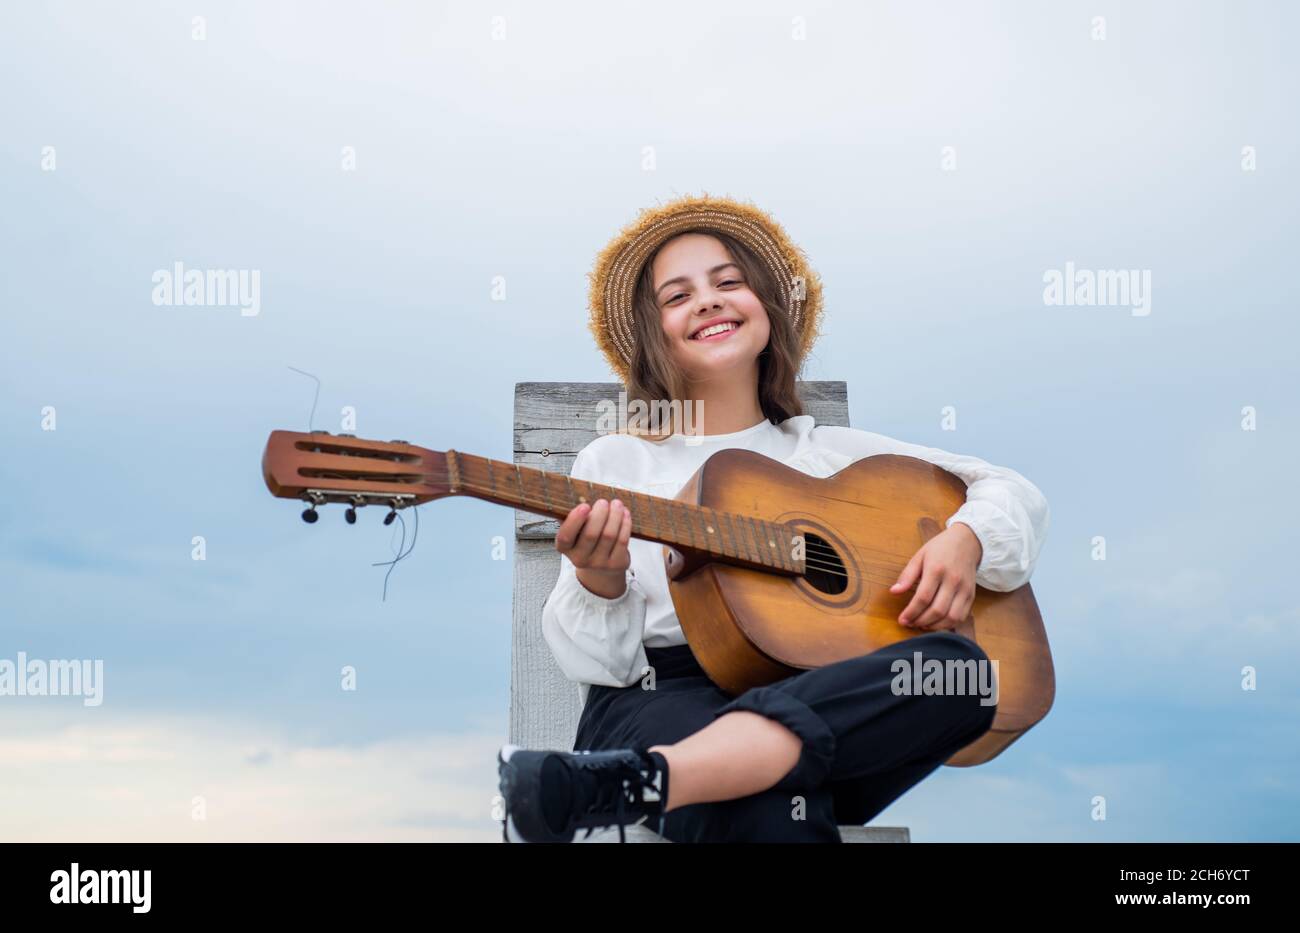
[345,507,357,524]
[383,507,398,526]
[301,491,325,523]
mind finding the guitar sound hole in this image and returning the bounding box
[801,532,847,595]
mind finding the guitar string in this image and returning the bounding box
[313,461,917,588]
[304,447,926,589]
[436,464,919,584]
[447,467,826,569]
[315,462,907,583]
[370,503,420,602]
[445,458,914,567]
[317,453,845,571]
[286,366,321,432]
[420,467,924,586]
[287,383,427,602]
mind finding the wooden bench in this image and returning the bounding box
[510,381,910,844]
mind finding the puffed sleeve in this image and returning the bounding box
[539,443,651,694]
[813,425,1051,592]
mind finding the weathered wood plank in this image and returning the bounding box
[512,381,849,539]
[511,538,583,751]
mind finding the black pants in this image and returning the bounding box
[573,631,997,843]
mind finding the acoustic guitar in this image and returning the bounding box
[261,429,1055,766]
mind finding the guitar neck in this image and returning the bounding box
[445,450,800,574]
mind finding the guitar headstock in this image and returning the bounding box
[262,430,450,522]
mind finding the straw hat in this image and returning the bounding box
[586,192,824,384]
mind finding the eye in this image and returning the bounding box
[663,279,741,305]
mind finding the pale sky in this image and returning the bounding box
[1,0,1296,841]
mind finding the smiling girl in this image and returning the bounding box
[497,194,1050,843]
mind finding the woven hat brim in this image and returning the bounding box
[586,192,824,384]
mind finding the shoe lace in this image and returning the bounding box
[572,754,665,844]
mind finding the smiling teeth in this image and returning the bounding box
[693,322,739,339]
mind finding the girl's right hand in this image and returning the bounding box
[556,498,633,599]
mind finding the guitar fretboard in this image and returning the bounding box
[446,451,800,572]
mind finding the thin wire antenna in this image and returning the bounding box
[371,505,420,602]
[287,366,321,432]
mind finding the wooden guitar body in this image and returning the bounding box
[662,448,1055,766]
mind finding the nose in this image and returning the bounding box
[694,284,725,313]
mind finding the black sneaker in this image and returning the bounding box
[497,744,670,843]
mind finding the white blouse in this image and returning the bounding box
[540,414,1050,707]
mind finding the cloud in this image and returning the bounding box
[0,709,507,842]
[875,754,1300,842]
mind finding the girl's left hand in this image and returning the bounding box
[889,523,984,632]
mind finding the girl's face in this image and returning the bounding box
[651,233,771,381]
